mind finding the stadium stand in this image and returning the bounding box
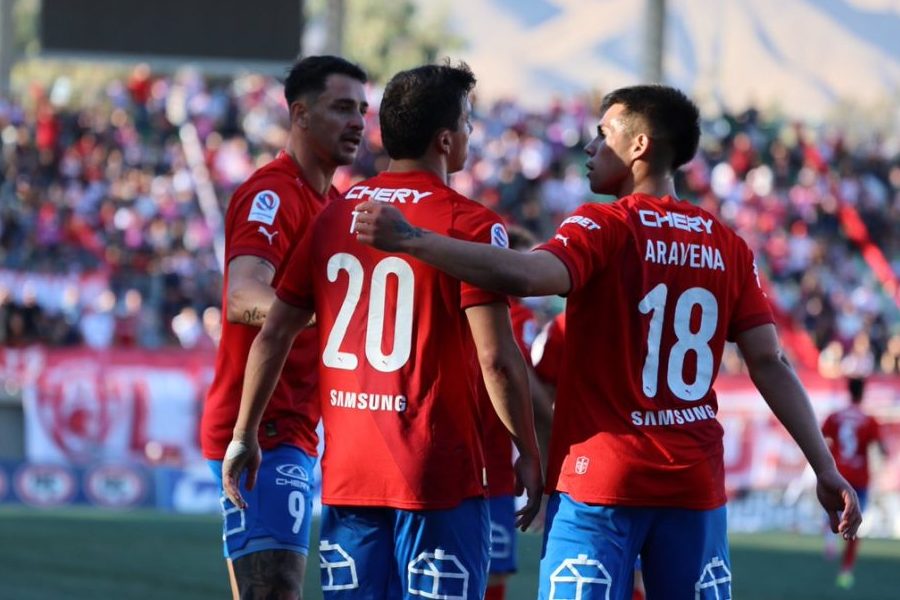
[0,65,897,377]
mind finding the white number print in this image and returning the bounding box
[639,284,718,402]
[322,253,415,373]
[288,490,305,534]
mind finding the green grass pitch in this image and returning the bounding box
[1,506,897,599]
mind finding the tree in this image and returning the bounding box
[306,0,464,83]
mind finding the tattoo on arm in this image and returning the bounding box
[393,220,425,240]
[242,306,267,325]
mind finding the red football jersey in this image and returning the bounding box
[822,406,882,488]
[201,151,336,459]
[536,194,773,509]
[532,312,566,386]
[481,299,537,497]
[277,170,509,510]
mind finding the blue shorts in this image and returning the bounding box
[319,497,490,599]
[208,444,315,561]
[539,492,730,600]
[488,495,518,574]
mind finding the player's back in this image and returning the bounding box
[823,405,880,487]
[540,193,773,509]
[283,170,508,510]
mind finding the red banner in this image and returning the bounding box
[1,347,214,465]
[2,348,898,494]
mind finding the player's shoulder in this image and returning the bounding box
[229,154,301,211]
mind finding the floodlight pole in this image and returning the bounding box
[643,0,665,84]
[0,0,14,97]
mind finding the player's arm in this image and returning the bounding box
[466,302,544,529]
[737,323,862,539]
[354,202,570,297]
[225,255,277,326]
[527,367,554,475]
[222,297,313,508]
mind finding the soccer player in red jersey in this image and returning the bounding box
[224,62,543,599]
[480,226,552,600]
[353,84,862,600]
[201,56,367,599]
[822,377,887,589]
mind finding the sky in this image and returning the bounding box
[415,0,900,119]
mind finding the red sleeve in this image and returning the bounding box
[452,204,509,310]
[510,301,537,356]
[869,417,884,445]
[535,204,626,293]
[532,315,565,385]
[822,414,836,440]
[227,179,307,270]
[275,226,316,310]
[727,243,775,340]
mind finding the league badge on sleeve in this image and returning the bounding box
[248,190,281,225]
[491,223,509,248]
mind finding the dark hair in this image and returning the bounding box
[283,55,367,105]
[379,62,476,159]
[507,225,537,251]
[848,377,866,403]
[600,84,700,171]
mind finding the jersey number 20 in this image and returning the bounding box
[639,283,718,401]
[323,253,414,373]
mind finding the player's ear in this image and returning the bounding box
[631,132,651,161]
[436,129,453,156]
[290,99,310,129]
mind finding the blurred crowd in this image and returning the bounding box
[0,64,897,377]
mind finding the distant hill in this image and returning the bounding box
[420,0,900,119]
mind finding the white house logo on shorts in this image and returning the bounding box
[574,456,590,475]
[320,540,359,591]
[549,554,612,600]
[408,548,469,599]
[490,223,509,248]
[695,556,732,600]
[248,190,280,225]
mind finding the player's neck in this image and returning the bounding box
[286,143,336,196]
[386,157,447,184]
[626,172,677,200]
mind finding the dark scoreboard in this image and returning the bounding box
[40,0,303,63]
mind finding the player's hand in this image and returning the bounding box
[352,201,424,252]
[222,436,261,509]
[815,466,862,540]
[513,453,545,531]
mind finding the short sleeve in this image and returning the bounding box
[228,179,305,270]
[727,246,775,341]
[276,226,316,310]
[452,204,510,310]
[535,204,625,293]
[531,316,565,385]
[821,414,836,439]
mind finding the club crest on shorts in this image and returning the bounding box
[248,190,280,225]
